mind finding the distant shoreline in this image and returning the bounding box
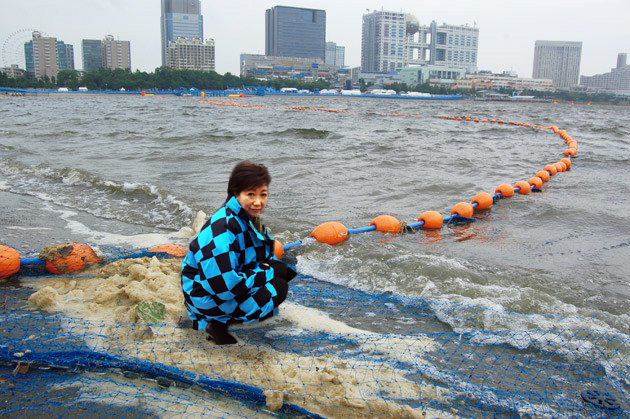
[2,88,629,105]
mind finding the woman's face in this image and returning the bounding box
[236,184,268,218]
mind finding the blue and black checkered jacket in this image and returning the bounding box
[181,196,278,330]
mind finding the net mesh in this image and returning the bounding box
[0,253,627,417]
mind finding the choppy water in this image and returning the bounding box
[1,94,629,368]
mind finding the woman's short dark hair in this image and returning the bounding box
[227,161,271,199]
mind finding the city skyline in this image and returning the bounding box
[1,0,628,78]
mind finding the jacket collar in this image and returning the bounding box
[226,196,248,220]
[226,196,267,240]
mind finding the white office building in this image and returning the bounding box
[532,40,582,89]
[102,35,131,70]
[325,42,345,67]
[580,53,630,93]
[361,10,479,74]
[166,38,215,71]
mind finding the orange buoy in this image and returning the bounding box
[489,119,496,123]
[508,120,515,125]
[536,170,551,182]
[555,162,567,172]
[561,157,572,169]
[472,192,494,209]
[311,222,348,245]
[0,245,20,280]
[450,117,455,120]
[457,117,462,121]
[149,244,188,257]
[274,240,284,259]
[550,126,560,133]
[524,123,530,127]
[370,214,403,234]
[514,181,531,195]
[451,202,474,218]
[495,183,515,198]
[481,119,487,123]
[498,120,504,124]
[517,122,523,126]
[417,211,443,229]
[564,149,577,157]
[528,176,544,189]
[465,117,471,122]
[474,118,479,122]
[544,164,558,175]
[41,243,100,275]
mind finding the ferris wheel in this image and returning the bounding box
[1,28,47,68]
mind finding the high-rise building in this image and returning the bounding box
[82,36,131,71]
[265,6,326,60]
[57,42,75,71]
[24,32,63,78]
[617,53,627,70]
[325,42,345,67]
[166,37,215,71]
[161,0,203,66]
[580,53,630,92]
[361,11,407,73]
[415,21,479,72]
[102,35,131,70]
[532,40,582,89]
[335,46,345,68]
[82,39,103,71]
[361,11,479,74]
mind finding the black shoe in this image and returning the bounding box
[206,320,237,345]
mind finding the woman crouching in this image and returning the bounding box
[181,161,296,345]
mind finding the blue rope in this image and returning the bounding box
[406,220,426,230]
[19,258,45,266]
[282,240,303,251]
[347,225,377,234]
[19,251,175,267]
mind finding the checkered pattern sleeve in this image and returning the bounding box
[195,214,274,301]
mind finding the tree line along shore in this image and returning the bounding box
[1,67,627,104]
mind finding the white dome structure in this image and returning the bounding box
[405,14,419,35]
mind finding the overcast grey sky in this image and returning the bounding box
[1,0,628,77]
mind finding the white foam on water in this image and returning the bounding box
[420,278,630,364]
[0,160,195,229]
[5,226,52,231]
[43,204,183,248]
[296,252,402,295]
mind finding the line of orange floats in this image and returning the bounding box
[200,100,346,113]
[0,243,188,281]
[201,99,421,116]
[201,100,271,109]
[0,116,578,279]
[274,116,578,256]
